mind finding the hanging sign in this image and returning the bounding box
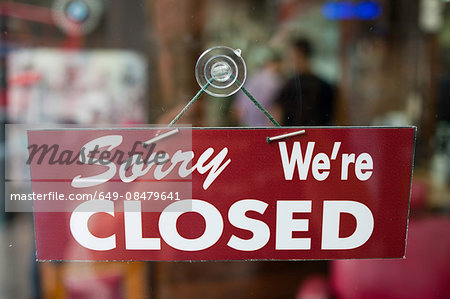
[28,127,415,261]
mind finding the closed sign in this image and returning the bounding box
[28,127,415,261]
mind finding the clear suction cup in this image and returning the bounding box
[195,46,247,97]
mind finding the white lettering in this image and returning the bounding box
[321,200,374,249]
[159,200,224,251]
[276,200,311,250]
[72,135,122,188]
[72,136,231,190]
[341,153,355,180]
[355,153,373,181]
[278,142,315,180]
[70,200,116,251]
[124,201,160,250]
[312,153,330,181]
[227,199,270,251]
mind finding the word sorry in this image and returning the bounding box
[71,135,231,190]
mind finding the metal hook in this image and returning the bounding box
[144,128,180,145]
[266,130,306,143]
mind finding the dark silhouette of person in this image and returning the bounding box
[274,38,335,126]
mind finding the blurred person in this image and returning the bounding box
[273,38,335,126]
[232,49,284,126]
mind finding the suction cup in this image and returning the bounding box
[195,46,247,97]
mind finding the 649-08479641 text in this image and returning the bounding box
[9,191,181,201]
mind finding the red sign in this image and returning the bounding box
[28,127,415,261]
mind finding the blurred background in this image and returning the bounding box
[0,0,449,298]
